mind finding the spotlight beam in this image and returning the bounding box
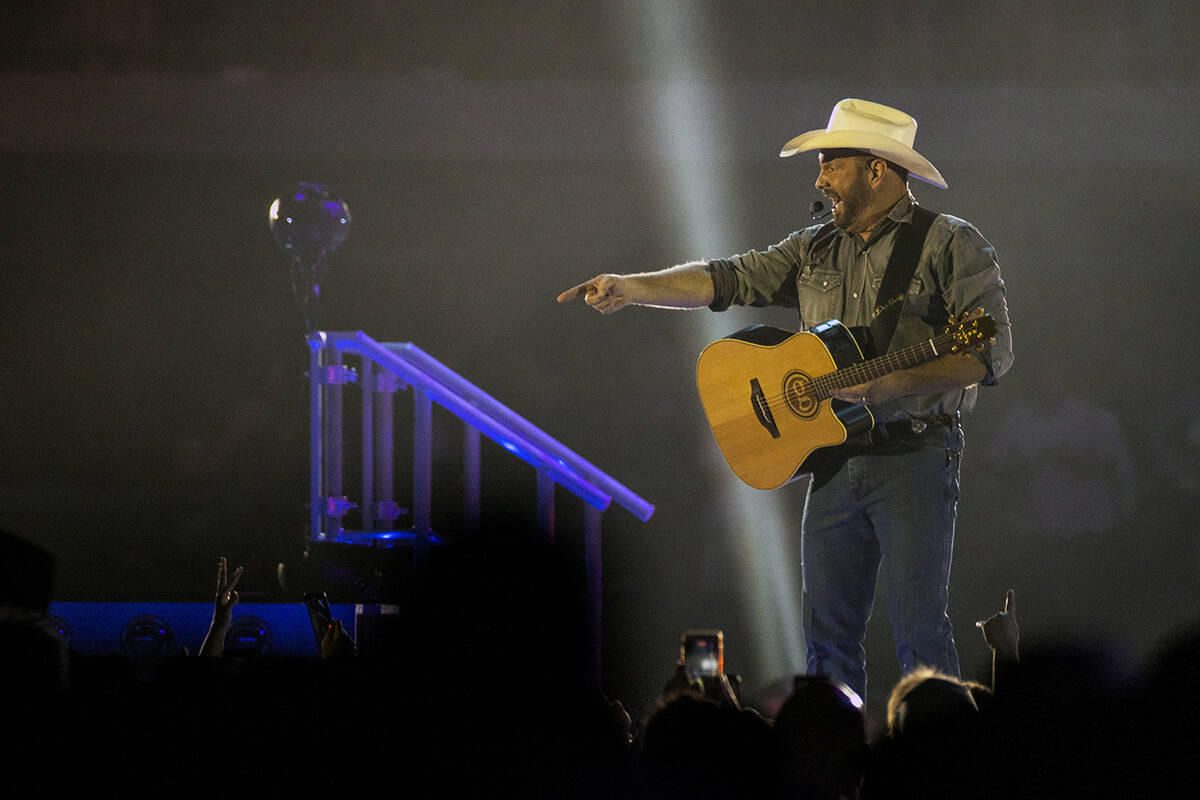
[617,0,805,685]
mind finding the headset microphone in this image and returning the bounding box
[810,200,832,221]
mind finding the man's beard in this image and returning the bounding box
[829,184,870,233]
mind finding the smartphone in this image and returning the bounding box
[680,629,724,679]
[303,591,334,648]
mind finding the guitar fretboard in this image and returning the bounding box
[803,332,957,401]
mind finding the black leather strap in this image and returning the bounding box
[858,205,938,358]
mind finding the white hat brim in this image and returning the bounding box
[780,129,948,189]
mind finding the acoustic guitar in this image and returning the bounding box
[695,309,996,490]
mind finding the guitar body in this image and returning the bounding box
[695,321,874,490]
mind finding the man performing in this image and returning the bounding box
[557,99,1012,701]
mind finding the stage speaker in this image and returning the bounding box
[48,602,355,658]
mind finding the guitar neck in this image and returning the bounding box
[812,332,957,399]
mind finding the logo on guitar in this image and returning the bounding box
[782,370,819,419]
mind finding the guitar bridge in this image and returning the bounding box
[749,378,781,439]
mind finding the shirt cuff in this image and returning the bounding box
[972,349,998,386]
[705,260,734,312]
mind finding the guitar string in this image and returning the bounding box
[740,336,944,410]
[730,329,983,414]
[718,341,939,422]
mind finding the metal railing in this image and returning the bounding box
[306,330,654,681]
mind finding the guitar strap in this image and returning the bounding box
[852,204,938,358]
[807,204,938,492]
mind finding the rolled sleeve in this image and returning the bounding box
[705,230,810,312]
[935,217,1013,385]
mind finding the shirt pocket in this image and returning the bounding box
[796,268,844,327]
[904,274,944,320]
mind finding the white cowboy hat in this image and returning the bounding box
[780,98,947,189]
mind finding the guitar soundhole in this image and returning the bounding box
[782,370,819,419]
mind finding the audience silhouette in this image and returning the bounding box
[3,525,1196,799]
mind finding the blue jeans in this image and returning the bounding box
[800,423,964,702]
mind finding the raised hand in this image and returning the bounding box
[320,619,356,659]
[199,556,244,657]
[213,556,243,619]
[976,588,1019,659]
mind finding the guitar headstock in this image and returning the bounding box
[944,307,997,353]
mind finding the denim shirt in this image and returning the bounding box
[705,194,1013,422]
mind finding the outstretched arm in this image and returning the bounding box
[556,262,715,314]
[199,556,243,658]
[976,588,1020,692]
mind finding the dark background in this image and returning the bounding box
[3,1,1198,727]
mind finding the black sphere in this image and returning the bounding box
[269,182,351,266]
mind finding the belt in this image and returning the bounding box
[877,411,957,437]
[849,411,958,448]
